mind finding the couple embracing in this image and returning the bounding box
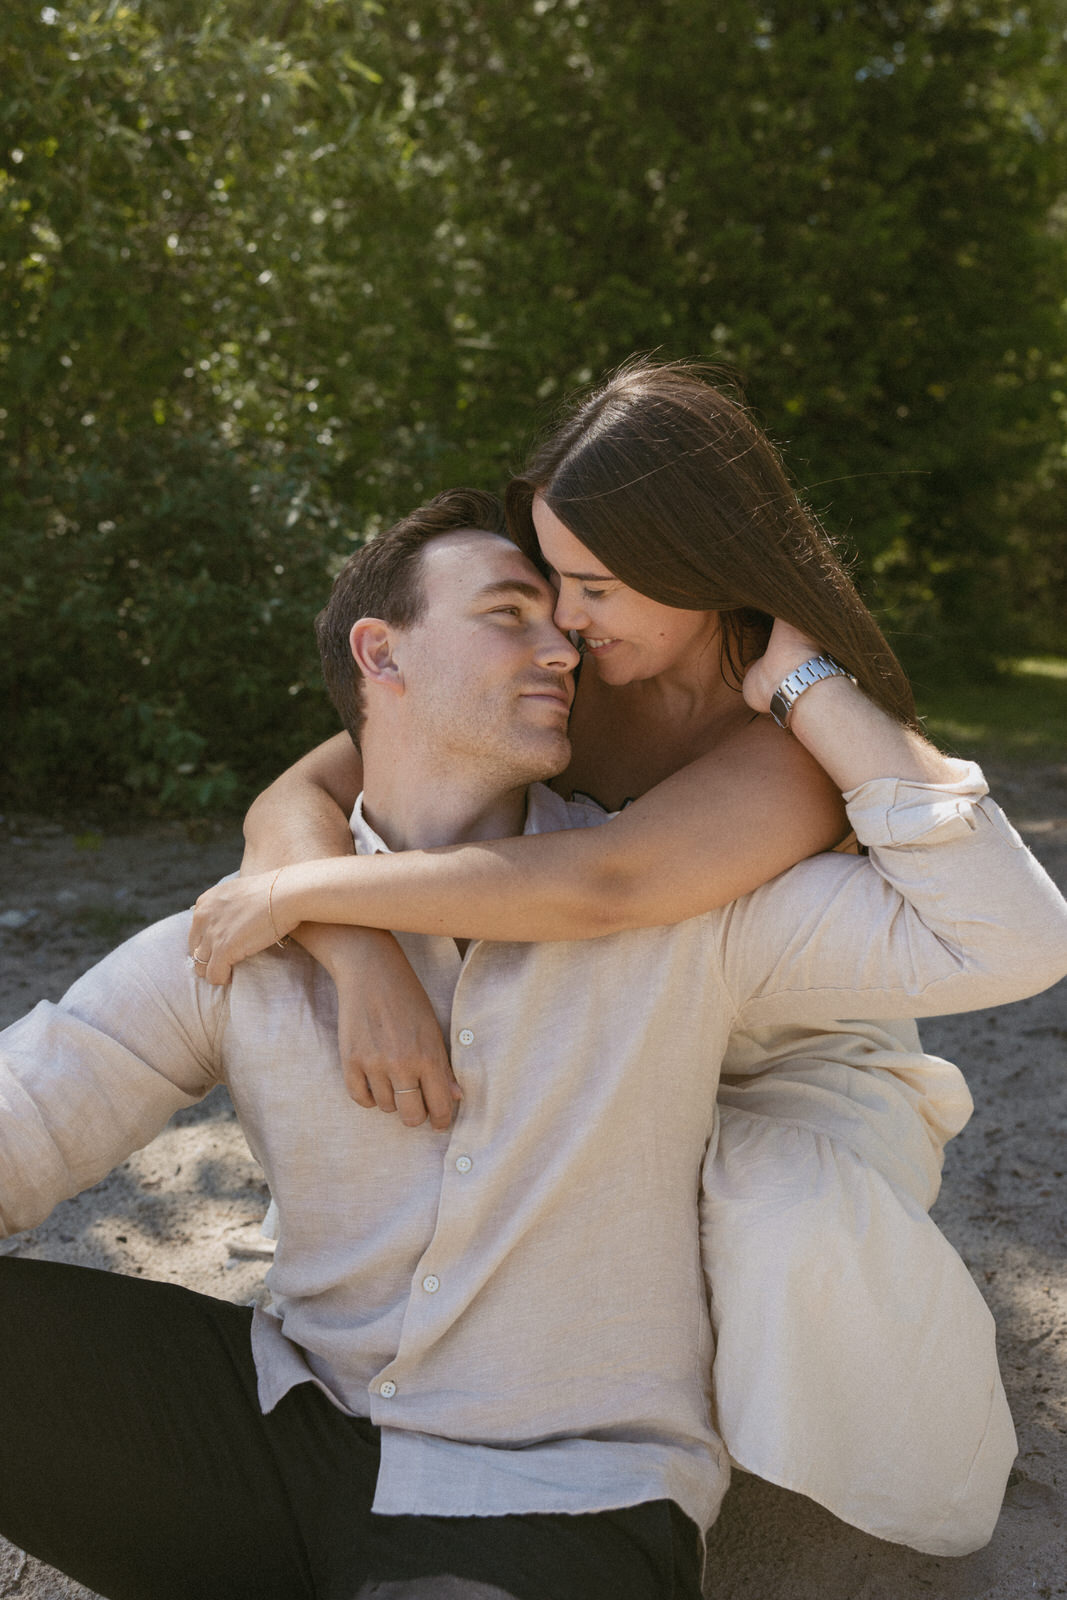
[2,362,1065,1599]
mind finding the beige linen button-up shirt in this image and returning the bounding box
[1,764,1065,1540]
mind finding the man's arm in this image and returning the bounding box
[719,620,1067,1022]
[0,912,221,1237]
[717,761,1067,1026]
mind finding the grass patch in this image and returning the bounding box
[913,657,1067,763]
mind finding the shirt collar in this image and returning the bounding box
[348,781,572,857]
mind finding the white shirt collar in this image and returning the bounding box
[348,781,574,857]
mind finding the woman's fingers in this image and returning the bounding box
[187,910,232,987]
[363,1066,427,1126]
[418,1061,463,1131]
[393,1084,431,1128]
[343,1067,377,1111]
[334,945,459,1130]
[187,944,234,986]
[187,875,281,984]
[203,947,235,986]
[359,1058,460,1129]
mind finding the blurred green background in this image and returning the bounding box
[2,0,1065,814]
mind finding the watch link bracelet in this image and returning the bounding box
[768,654,858,730]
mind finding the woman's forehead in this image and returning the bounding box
[531,496,615,579]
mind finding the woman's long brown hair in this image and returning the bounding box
[506,358,917,727]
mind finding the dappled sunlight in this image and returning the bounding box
[5,1091,272,1305]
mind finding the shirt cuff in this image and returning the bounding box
[843,759,989,847]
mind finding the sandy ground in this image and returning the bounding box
[0,763,1064,1600]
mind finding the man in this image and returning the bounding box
[1,490,1065,1600]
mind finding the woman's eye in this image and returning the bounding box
[581,587,608,601]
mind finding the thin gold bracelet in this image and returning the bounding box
[267,867,293,949]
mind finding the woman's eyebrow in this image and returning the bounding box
[555,568,614,582]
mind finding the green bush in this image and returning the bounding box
[0,433,351,814]
[3,0,1066,811]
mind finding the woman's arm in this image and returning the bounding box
[717,625,1067,1019]
[224,705,843,1122]
[245,625,1064,1008]
[190,709,852,979]
[198,616,972,972]
[242,734,460,1130]
[242,733,361,875]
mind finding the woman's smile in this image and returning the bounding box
[532,494,720,686]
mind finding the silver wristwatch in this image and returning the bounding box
[768,653,857,729]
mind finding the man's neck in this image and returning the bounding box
[359,740,529,853]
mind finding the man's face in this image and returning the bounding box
[393,530,580,785]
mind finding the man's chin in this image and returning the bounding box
[518,732,572,785]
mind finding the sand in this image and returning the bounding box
[0,763,1064,1599]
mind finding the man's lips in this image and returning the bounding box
[521,684,573,710]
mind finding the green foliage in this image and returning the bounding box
[917,657,1067,760]
[0,433,348,812]
[371,0,1067,658]
[1,0,1065,810]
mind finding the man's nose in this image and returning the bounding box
[536,623,581,672]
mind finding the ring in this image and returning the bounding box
[394,1087,421,1096]
[191,951,209,966]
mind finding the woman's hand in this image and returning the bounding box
[188,870,295,985]
[740,619,823,717]
[742,617,947,788]
[189,884,461,1128]
[329,930,460,1129]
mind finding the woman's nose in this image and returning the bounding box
[552,588,587,634]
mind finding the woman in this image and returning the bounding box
[193,360,1014,1554]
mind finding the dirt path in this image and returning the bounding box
[1,765,1064,1599]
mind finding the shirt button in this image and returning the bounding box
[379,1380,397,1399]
[455,1155,473,1174]
[422,1274,440,1294]
[458,1028,475,1046]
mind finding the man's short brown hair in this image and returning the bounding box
[316,488,508,745]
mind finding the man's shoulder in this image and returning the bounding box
[61,906,201,1013]
[71,905,194,978]
[524,783,613,836]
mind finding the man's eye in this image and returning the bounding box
[492,606,522,618]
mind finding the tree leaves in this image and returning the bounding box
[2,0,1065,810]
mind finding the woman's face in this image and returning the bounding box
[531,495,719,685]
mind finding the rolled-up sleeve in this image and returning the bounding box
[0,911,221,1237]
[718,761,1067,1027]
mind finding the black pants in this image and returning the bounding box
[0,1258,703,1600]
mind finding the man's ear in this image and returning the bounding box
[349,618,403,694]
